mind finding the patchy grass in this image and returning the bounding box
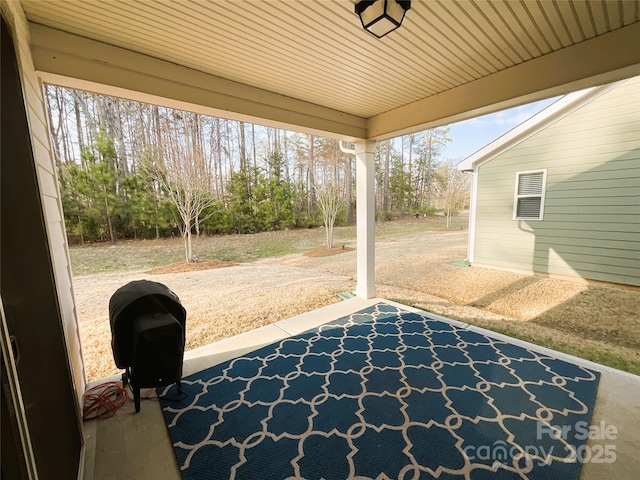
[304,246,355,257]
[145,259,236,275]
[71,213,640,378]
[406,301,640,376]
[69,215,464,276]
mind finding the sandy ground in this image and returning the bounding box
[74,229,640,382]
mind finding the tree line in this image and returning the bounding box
[45,85,469,259]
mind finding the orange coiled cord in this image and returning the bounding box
[82,382,130,420]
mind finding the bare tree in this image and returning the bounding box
[314,181,344,249]
[143,119,216,263]
[415,127,451,212]
[435,160,470,228]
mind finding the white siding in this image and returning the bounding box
[2,1,86,405]
[474,77,640,286]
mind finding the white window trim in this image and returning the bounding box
[513,169,547,221]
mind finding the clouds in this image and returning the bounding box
[466,98,559,128]
[443,97,560,160]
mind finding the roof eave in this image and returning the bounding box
[456,79,628,172]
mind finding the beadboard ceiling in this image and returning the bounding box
[21,0,640,140]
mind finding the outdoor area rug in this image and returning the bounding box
[160,303,600,480]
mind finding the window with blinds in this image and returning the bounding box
[513,170,546,220]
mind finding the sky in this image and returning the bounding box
[442,96,561,161]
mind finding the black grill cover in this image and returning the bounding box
[132,312,184,388]
[109,280,186,369]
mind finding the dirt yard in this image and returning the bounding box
[74,227,640,381]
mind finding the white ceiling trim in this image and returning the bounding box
[368,21,640,140]
[26,3,640,142]
[30,23,368,141]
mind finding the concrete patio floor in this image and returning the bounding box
[82,298,640,480]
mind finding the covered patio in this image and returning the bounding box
[84,298,639,479]
[1,1,639,479]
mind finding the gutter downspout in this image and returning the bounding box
[339,141,356,155]
[465,169,478,263]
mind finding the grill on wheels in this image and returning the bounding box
[109,280,186,412]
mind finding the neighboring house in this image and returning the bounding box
[458,76,640,287]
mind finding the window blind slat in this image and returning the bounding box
[518,172,543,195]
[516,197,542,218]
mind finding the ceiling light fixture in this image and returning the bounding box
[355,0,411,38]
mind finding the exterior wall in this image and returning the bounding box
[1,1,86,404]
[473,77,640,286]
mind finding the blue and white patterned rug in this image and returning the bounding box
[160,303,600,480]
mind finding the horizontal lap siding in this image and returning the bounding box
[6,4,86,404]
[475,77,640,286]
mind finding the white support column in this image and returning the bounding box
[355,140,376,299]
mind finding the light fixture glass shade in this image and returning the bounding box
[355,0,411,38]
